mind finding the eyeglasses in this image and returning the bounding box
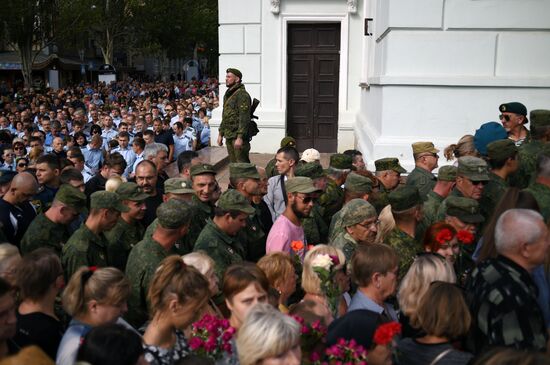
[4,153,14,157]
[14,146,25,151]
[18,163,28,168]
[471,180,488,186]
[357,219,380,229]
[499,114,511,122]
[295,195,314,204]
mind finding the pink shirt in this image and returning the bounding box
[266,215,306,256]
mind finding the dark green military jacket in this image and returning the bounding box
[319,179,344,227]
[265,158,277,179]
[436,188,465,221]
[509,140,545,189]
[524,182,550,223]
[302,204,329,245]
[330,231,358,262]
[220,83,251,140]
[415,191,445,241]
[386,227,421,278]
[125,236,174,329]
[241,203,267,262]
[328,208,343,243]
[104,218,145,271]
[61,224,109,280]
[479,172,508,223]
[369,183,391,214]
[20,213,71,256]
[406,167,436,200]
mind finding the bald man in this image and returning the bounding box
[0,173,39,247]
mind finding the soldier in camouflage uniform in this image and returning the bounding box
[190,163,217,230]
[21,184,86,256]
[385,186,423,278]
[104,182,149,271]
[330,199,378,261]
[370,158,406,214]
[61,191,129,280]
[318,154,352,227]
[524,149,550,223]
[265,136,297,178]
[406,142,439,200]
[217,68,252,163]
[125,199,192,328]
[329,172,373,242]
[498,101,530,147]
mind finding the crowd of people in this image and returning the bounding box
[0,76,548,365]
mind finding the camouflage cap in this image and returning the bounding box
[301,148,320,163]
[412,142,439,156]
[295,162,325,179]
[229,163,260,180]
[216,189,255,214]
[90,191,129,212]
[344,172,373,194]
[388,186,422,211]
[530,109,550,129]
[280,136,296,148]
[330,154,353,170]
[157,199,192,229]
[437,165,457,182]
[487,139,518,161]
[375,158,406,174]
[190,163,216,177]
[340,199,377,227]
[457,156,489,181]
[499,102,527,116]
[116,182,149,201]
[445,196,484,224]
[164,178,194,194]
[0,170,17,185]
[285,176,321,194]
[226,68,242,79]
[55,184,87,213]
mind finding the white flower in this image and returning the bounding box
[311,254,333,271]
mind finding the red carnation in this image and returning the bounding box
[456,230,474,245]
[435,229,453,244]
[373,321,402,346]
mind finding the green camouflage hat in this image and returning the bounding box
[216,189,255,214]
[412,142,439,156]
[445,196,484,224]
[229,163,260,180]
[280,136,296,148]
[457,156,489,181]
[295,162,325,179]
[190,163,216,177]
[157,199,192,229]
[285,177,321,194]
[499,102,527,116]
[388,186,422,211]
[55,184,87,213]
[344,172,373,193]
[116,182,149,201]
[226,68,242,79]
[487,139,518,161]
[530,109,550,128]
[330,154,353,170]
[437,165,457,182]
[164,178,194,194]
[90,191,129,212]
[375,158,406,173]
[340,199,377,227]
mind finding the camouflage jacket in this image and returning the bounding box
[509,140,545,189]
[302,204,329,245]
[265,158,277,179]
[241,204,267,262]
[220,83,251,140]
[104,217,145,271]
[20,213,71,256]
[61,224,109,280]
[479,172,508,223]
[369,183,391,214]
[386,227,421,278]
[319,179,344,227]
[524,182,550,223]
[415,191,445,241]
[328,208,343,243]
[436,188,465,221]
[406,167,436,201]
[330,231,357,262]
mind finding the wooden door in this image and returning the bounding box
[287,23,340,153]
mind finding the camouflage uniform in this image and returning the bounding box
[524,182,550,223]
[331,232,359,262]
[415,191,445,241]
[319,179,344,227]
[105,219,145,271]
[386,228,421,278]
[370,158,407,214]
[406,167,436,200]
[20,214,71,256]
[302,204,329,245]
[265,158,277,178]
[369,184,391,215]
[479,172,508,221]
[508,140,544,189]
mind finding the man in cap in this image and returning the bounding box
[20,184,86,256]
[266,177,320,256]
[265,137,297,178]
[370,157,406,213]
[190,163,218,228]
[318,154,352,226]
[104,182,149,271]
[524,150,550,223]
[329,172,374,241]
[406,142,439,199]
[444,196,484,237]
[61,190,129,279]
[126,199,193,328]
[499,102,529,146]
[264,146,299,221]
[194,190,255,285]
[218,68,252,163]
[300,148,321,165]
[229,163,267,262]
[386,186,423,278]
[330,199,378,261]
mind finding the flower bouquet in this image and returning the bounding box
[373,321,402,347]
[311,253,341,318]
[311,338,368,365]
[291,315,327,364]
[188,314,236,360]
[455,229,475,285]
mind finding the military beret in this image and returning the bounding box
[90,191,129,212]
[499,102,527,116]
[445,196,484,224]
[437,165,457,182]
[0,170,17,185]
[190,163,216,177]
[301,148,320,163]
[473,122,508,156]
[280,136,296,148]
[164,178,194,194]
[229,163,260,180]
[157,199,192,229]
[55,184,87,213]
[344,172,372,194]
[375,158,406,174]
[388,186,422,212]
[226,68,242,79]
[295,162,325,179]
[340,199,377,227]
[330,154,353,170]
[216,189,255,214]
[457,156,489,182]
[487,139,518,161]
[116,182,149,201]
[285,176,321,194]
[530,109,550,129]
[412,142,439,157]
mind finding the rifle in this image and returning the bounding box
[248,98,260,139]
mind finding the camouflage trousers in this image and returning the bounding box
[226,138,251,163]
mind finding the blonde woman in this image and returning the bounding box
[257,252,296,313]
[0,243,20,286]
[181,252,222,317]
[443,135,479,163]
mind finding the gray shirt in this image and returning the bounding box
[396,338,473,365]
